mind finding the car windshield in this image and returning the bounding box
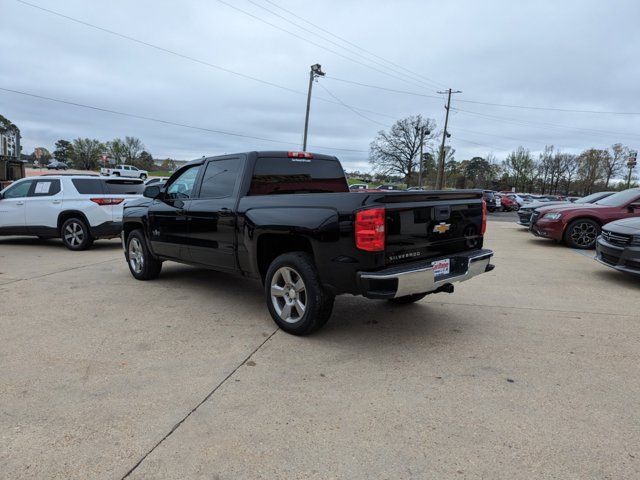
[576,192,609,204]
[595,189,640,206]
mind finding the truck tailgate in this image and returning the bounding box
[381,191,484,266]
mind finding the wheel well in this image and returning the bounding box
[123,222,142,243]
[57,211,90,234]
[257,234,313,280]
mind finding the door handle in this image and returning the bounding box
[16,201,24,206]
[52,200,61,204]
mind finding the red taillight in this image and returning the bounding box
[355,207,385,252]
[287,151,313,159]
[481,199,487,235]
[90,198,124,206]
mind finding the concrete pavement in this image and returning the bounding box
[1,221,638,479]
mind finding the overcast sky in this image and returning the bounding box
[2,0,640,171]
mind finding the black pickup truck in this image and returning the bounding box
[122,151,494,335]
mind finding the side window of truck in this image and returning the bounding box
[165,165,201,200]
[198,158,240,198]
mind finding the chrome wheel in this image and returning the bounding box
[64,221,84,247]
[570,222,598,247]
[128,237,145,274]
[270,266,306,324]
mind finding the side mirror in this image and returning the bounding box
[143,185,162,199]
[628,202,640,211]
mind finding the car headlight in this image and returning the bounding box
[544,213,562,220]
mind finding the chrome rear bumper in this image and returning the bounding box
[358,249,494,299]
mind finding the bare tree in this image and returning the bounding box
[603,143,629,187]
[577,148,608,194]
[123,136,144,165]
[106,138,126,164]
[369,115,437,186]
[502,146,535,192]
[560,154,579,194]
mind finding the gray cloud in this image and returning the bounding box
[2,0,639,172]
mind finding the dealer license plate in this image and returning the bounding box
[431,258,450,277]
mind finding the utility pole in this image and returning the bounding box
[302,64,325,151]
[435,88,461,189]
[415,121,431,188]
[627,150,638,188]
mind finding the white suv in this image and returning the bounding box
[0,175,144,250]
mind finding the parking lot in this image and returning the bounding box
[1,216,639,479]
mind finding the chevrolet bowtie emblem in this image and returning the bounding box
[433,222,451,234]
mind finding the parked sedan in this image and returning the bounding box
[595,218,640,276]
[517,191,615,227]
[531,188,640,249]
[47,160,68,170]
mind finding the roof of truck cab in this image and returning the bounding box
[194,151,339,162]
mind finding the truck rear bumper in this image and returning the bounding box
[357,249,494,299]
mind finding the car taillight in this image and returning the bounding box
[287,151,313,159]
[481,199,487,235]
[355,207,385,252]
[90,198,124,206]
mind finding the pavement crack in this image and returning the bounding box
[120,327,280,479]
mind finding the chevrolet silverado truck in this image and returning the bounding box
[101,164,148,180]
[121,151,494,335]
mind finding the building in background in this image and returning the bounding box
[0,115,25,188]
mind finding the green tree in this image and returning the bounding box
[503,146,534,192]
[577,148,608,194]
[53,140,73,163]
[137,150,155,171]
[70,138,104,170]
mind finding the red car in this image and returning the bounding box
[496,193,519,211]
[531,188,640,249]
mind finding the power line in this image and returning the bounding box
[326,75,640,116]
[452,107,640,142]
[14,0,397,121]
[214,0,434,91]
[246,0,444,90]
[316,83,391,128]
[261,0,448,89]
[0,87,367,153]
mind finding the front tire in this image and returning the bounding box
[265,252,334,335]
[126,230,162,280]
[388,293,428,304]
[140,173,147,181]
[565,218,600,249]
[61,218,93,251]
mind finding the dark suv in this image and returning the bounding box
[595,218,640,275]
[482,191,498,212]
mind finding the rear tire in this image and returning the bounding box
[265,252,334,335]
[113,171,120,177]
[388,293,428,304]
[126,229,162,280]
[60,218,93,251]
[140,174,147,181]
[565,218,600,249]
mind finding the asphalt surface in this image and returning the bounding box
[1,219,639,479]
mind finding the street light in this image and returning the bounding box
[302,64,325,151]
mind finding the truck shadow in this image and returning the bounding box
[154,264,465,342]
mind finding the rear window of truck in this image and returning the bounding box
[248,157,349,195]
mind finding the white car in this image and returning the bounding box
[0,175,144,250]
[100,164,148,180]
